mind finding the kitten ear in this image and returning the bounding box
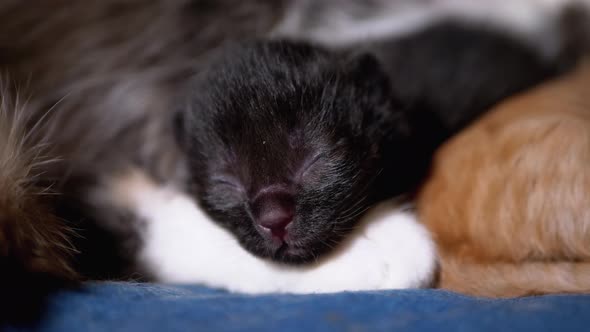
[341,53,398,132]
[346,53,390,89]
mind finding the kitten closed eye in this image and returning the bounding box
[296,153,324,180]
[210,175,244,191]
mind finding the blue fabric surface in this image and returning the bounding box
[5,282,589,332]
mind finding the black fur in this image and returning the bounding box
[176,22,563,264]
[369,23,560,130]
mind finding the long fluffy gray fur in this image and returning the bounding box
[0,0,288,280]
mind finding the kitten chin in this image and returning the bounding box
[102,169,436,294]
[417,59,590,298]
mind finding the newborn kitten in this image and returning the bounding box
[418,59,590,298]
[174,23,563,265]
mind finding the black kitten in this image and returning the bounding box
[175,22,565,264]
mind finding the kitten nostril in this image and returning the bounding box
[259,214,292,240]
[251,190,295,241]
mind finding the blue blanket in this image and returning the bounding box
[5,282,589,331]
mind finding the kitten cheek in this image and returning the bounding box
[203,191,244,214]
[290,213,332,239]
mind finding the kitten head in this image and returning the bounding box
[175,41,418,264]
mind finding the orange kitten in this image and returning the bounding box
[417,59,590,297]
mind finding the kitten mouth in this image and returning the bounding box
[273,243,290,258]
[271,244,313,264]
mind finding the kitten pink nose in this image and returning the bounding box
[251,189,295,241]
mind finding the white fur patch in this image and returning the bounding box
[108,171,437,294]
[273,0,581,58]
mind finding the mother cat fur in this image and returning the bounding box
[418,58,590,298]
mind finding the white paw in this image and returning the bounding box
[108,170,437,294]
[288,201,437,293]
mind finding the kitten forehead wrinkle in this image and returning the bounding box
[104,170,436,294]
